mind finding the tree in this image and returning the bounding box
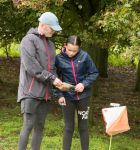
[80,0,140,124]
[135,60,140,92]
[0,0,38,57]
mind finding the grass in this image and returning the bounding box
[0,44,138,68]
[108,54,131,67]
[0,43,19,57]
[0,106,140,150]
[0,43,62,58]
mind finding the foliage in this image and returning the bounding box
[0,0,38,57]
[11,0,115,43]
[108,54,131,66]
[87,0,140,60]
[0,0,87,56]
[0,0,139,66]
[0,0,38,46]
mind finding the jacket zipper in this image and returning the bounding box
[28,37,50,100]
[43,36,51,101]
[71,59,80,100]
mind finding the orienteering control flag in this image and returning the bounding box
[102,106,130,136]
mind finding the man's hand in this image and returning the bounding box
[53,78,62,87]
[56,82,74,91]
[58,97,66,106]
[75,83,84,92]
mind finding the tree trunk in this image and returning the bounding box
[89,82,99,125]
[83,43,108,125]
[82,43,99,125]
[0,78,3,84]
[4,45,10,58]
[98,48,108,78]
[85,43,108,78]
[135,60,140,92]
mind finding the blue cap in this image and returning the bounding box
[38,12,62,31]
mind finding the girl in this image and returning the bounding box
[55,35,99,150]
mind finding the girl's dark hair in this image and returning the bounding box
[66,35,81,46]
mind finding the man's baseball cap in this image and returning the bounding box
[38,12,62,31]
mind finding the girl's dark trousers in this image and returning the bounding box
[62,97,90,150]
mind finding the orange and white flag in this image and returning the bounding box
[102,106,130,136]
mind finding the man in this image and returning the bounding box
[17,12,62,150]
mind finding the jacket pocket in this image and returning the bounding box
[28,78,46,98]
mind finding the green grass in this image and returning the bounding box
[0,106,140,150]
[108,54,131,67]
[0,43,19,57]
[0,43,61,57]
[0,43,138,68]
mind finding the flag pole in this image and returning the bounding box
[109,135,112,150]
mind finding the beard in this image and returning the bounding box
[44,32,53,37]
[44,30,55,38]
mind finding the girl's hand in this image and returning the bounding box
[75,83,84,92]
[58,97,66,106]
